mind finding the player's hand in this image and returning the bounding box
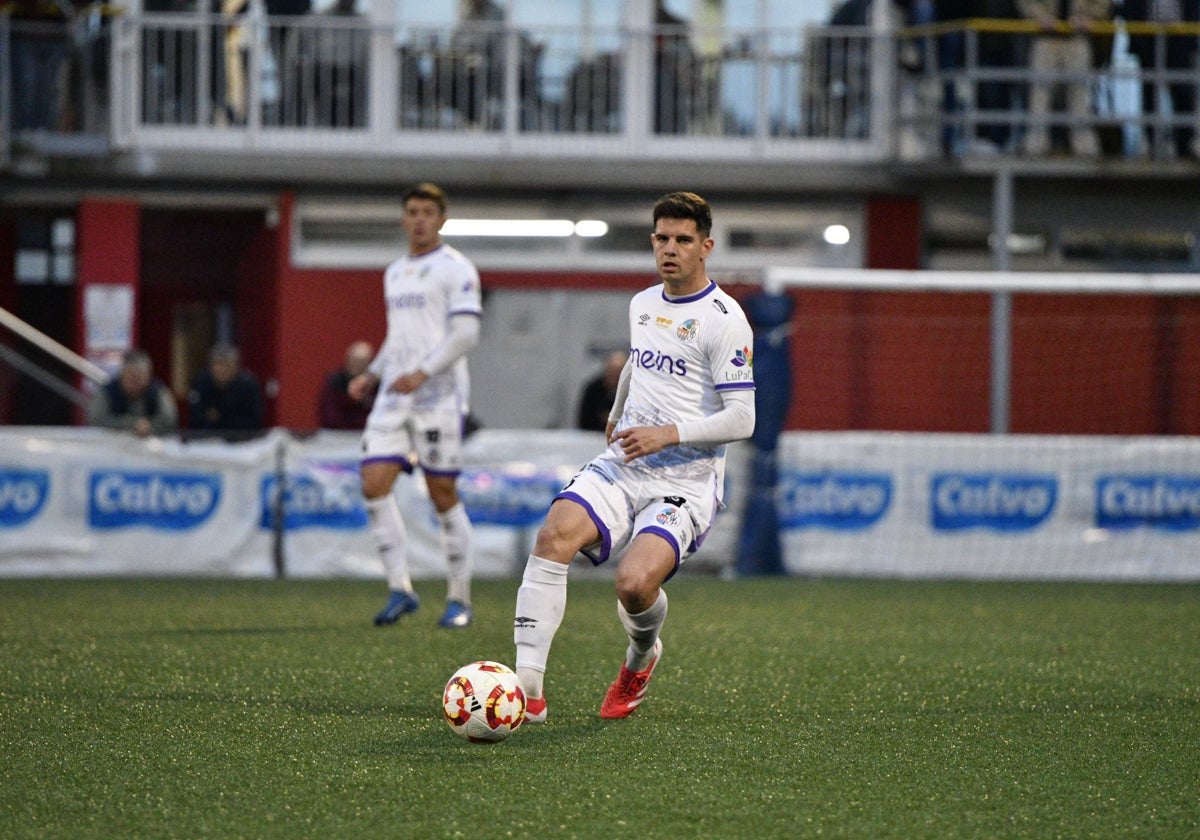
[605,421,616,443]
[347,373,377,401]
[388,370,428,394]
[611,424,679,462]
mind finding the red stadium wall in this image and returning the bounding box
[59,193,1200,437]
[271,193,386,430]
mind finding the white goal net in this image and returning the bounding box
[750,268,1200,581]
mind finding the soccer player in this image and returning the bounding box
[348,182,482,629]
[514,191,756,721]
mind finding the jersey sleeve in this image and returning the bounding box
[708,298,755,393]
[445,256,483,318]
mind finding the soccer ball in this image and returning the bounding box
[442,660,526,743]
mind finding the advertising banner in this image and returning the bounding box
[776,432,1200,580]
[0,427,279,576]
[3,428,1197,581]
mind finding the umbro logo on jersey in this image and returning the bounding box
[638,313,651,325]
[514,616,538,628]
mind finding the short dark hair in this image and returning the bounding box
[652,192,712,238]
[122,348,152,372]
[403,182,448,214]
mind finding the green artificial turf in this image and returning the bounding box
[1,576,1197,839]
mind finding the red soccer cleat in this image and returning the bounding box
[599,638,663,719]
[524,694,547,724]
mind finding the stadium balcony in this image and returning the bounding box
[7,10,1200,191]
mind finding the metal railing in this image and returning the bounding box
[6,15,1200,166]
[897,18,1200,160]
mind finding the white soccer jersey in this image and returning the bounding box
[600,279,755,500]
[368,243,482,412]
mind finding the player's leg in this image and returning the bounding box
[599,533,675,719]
[361,458,420,625]
[513,496,601,721]
[600,491,704,719]
[415,408,475,628]
[424,470,474,628]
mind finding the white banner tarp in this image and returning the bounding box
[2,428,1198,581]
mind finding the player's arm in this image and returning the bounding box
[604,357,632,441]
[390,313,481,394]
[676,388,755,446]
[613,389,755,463]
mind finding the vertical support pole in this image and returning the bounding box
[272,436,287,579]
[990,165,1013,434]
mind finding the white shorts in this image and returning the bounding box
[361,406,465,477]
[556,458,719,573]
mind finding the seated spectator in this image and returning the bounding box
[576,351,627,432]
[318,340,375,429]
[87,348,179,437]
[1017,0,1109,157]
[188,343,265,439]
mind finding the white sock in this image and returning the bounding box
[618,589,667,671]
[366,495,412,593]
[514,554,569,699]
[438,502,473,605]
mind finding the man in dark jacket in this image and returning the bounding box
[318,340,375,430]
[188,343,264,439]
[87,348,179,437]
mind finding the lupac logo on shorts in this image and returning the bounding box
[0,468,50,527]
[1096,474,1200,531]
[89,470,221,530]
[260,464,368,530]
[777,471,892,530]
[930,472,1056,532]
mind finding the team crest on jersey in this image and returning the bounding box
[655,506,680,526]
[676,319,698,342]
[731,346,753,368]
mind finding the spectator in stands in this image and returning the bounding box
[187,343,265,439]
[1017,0,1110,157]
[975,0,1028,151]
[1124,0,1199,158]
[8,0,75,133]
[932,1,968,155]
[450,0,505,128]
[88,348,179,437]
[654,0,695,134]
[576,351,628,432]
[318,340,375,429]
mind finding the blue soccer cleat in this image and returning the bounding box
[374,590,420,626]
[437,600,473,629]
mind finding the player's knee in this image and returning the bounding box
[614,567,658,612]
[361,478,391,499]
[426,482,458,512]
